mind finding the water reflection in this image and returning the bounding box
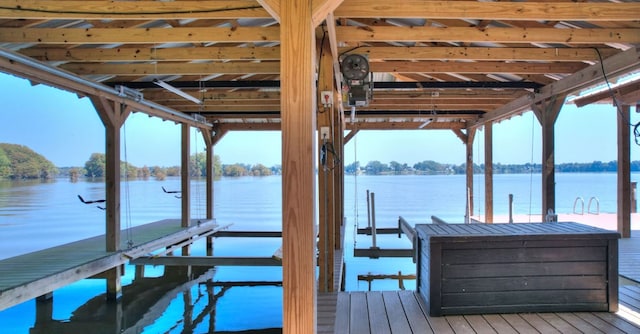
[31,266,282,334]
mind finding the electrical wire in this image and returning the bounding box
[594,48,640,145]
[0,5,264,16]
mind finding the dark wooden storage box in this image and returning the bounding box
[415,222,619,316]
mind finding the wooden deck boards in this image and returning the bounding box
[619,234,640,282]
[0,219,220,310]
[324,286,640,333]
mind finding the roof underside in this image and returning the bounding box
[0,0,638,131]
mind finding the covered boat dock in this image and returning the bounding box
[0,1,639,333]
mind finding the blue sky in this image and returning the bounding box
[0,73,637,168]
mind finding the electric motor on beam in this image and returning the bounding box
[340,54,372,107]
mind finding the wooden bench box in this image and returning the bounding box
[415,222,619,316]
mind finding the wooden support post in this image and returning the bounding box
[281,1,317,332]
[202,129,215,254]
[334,105,345,251]
[318,33,336,293]
[484,123,494,223]
[465,128,476,222]
[618,105,631,238]
[92,97,130,301]
[181,123,191,256]
[532,94,566,218]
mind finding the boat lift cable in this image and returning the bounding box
[123,117,134,249]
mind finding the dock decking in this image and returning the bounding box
[0,219,221,311]
[320,286,640,334]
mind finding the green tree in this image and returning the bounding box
[223,164,248,176]
[365,160,389,175]
[84,153,106,177]
[0,143,57,179]
[0,147,10,178]
[251,163,272,176]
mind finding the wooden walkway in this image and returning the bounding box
[320,285,640,334]
[0,219,221,311]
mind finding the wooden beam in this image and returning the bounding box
[473,45,640,128]
[281,1,316,333]
[618,105,631,238]
[532,94,566,218]
[20,46,281,62]
[342,46,617,62]
[257,0,281,22]
[344,129,358,144]
[91,97,130,301]
[0,27,280,44]
[465,128,476,222]
[452,129,467,144]
[0,1,271,19]
[345,121,467,130]
[335,26,640,44]
[334,1,640,21]
[484,123,493,224]
[57,59,586,76]
[181,124,191,232]
[130,256,283,267]
[201,130,215,221]
[573,80,640,107]
[370,61,588,75]
[311,0,344,27]
[317,34,336,293]
[60,61,279,76]
[0,50,212,129]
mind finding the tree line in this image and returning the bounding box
[345,160,640,175]
[3,142,639,180]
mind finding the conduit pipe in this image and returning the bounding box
[0,48,211,128]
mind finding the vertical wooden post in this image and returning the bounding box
[92,97,130,301]
[466,128,476,222]
[281,1,317,332]
[484,123,494,223]
[317,34,336,293]
[618,104,631,238]
[202,129,215,253]
[532,94,565,218]
[181,123,191,256]
[334,105,345,251]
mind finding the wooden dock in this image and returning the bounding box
[320,286,640,334]
[0,219,221,311]
[319,219,640,333]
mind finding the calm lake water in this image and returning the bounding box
[0,173,633,333]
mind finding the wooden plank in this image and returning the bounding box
[381,291,412,334]
[536,313,581,334]
[350,292,370,333]
[445,315,475,334]
[572,312,625,334]
[462,315,496,334]
[366,291,391,334]
[442,276,607,293]
[443,261,607,278]
[555,313,604,333]
[592,310,640,333]
[480,315,517,334]
[518,313,561,334]
[334,293,350,333]
[500,314,538,334]
[398,290,432,333]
